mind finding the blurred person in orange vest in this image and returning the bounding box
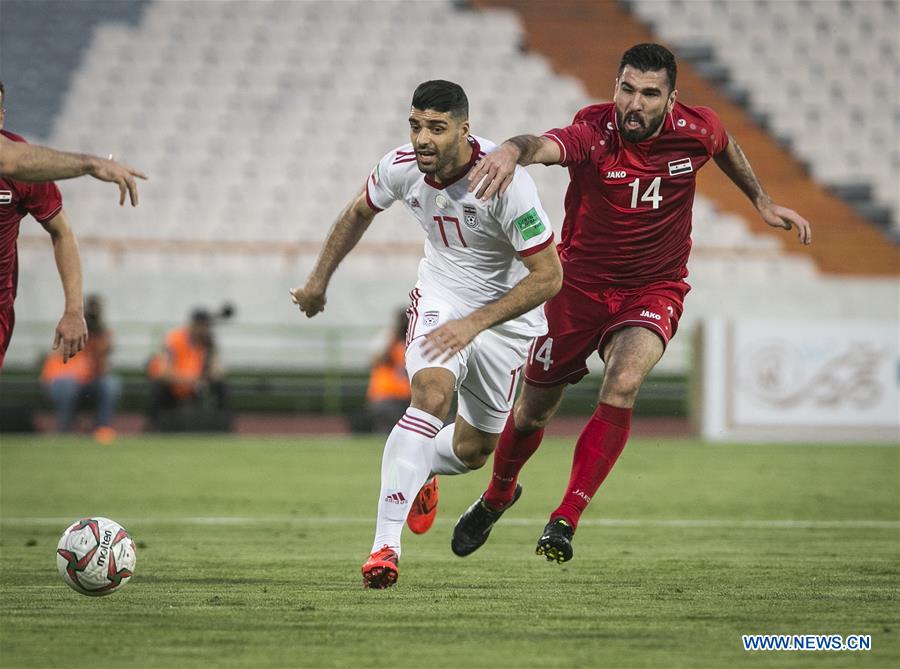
[41,294,121,441]
[146,307,226,422]
[351,309,411,433]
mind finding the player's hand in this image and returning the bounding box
[90,155,148,207]
[468,142,520,201]
[759,202,812,245]
[421,318,480,363]
[290,284,327,318]
[53,312,88,363]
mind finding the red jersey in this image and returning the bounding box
[0,129,64,297]
[543,101,727,288]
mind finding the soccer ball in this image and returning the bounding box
[56,517,136,596]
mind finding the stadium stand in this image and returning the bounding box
[0,0,148,139]
[5,0,898,384]
[624,0,900,236]
[477,0,899,273]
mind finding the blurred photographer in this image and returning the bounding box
[146,306,229,428]
[41,294,121,441]
[350,308,411,434]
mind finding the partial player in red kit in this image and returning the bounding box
[452,44,812,562]
[0,83,146,205]
[0,81,88,370]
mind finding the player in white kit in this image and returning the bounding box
[291,81,562,588]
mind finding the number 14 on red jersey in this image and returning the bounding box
[628,177,663,209]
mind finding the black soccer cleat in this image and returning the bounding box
[451,484,523,557]
[535,518,575,563]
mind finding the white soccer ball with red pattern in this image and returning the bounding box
[56,517,136,596]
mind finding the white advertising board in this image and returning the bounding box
[699,319,899,442]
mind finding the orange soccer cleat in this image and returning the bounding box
[361,545,399,589]
[406,477,439,535]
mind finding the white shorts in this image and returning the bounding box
[405,289,533,433]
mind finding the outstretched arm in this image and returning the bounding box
[289,186,380,318]
[468,135,562,200]
[40,210,87,362]
[421,244,563,363]
[0,135,147,206]
[714,134,812,245]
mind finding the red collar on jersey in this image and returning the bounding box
[424,136,482,190]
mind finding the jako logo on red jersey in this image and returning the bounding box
[640,310,662,320]
[605,170,627,179]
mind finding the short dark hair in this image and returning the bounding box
[0,80,5,104]
[411,80,468,121]
[191,308,211,324]
[619,43,677,92]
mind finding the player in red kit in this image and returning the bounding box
[452,44,812,562]
[0,81,89,370]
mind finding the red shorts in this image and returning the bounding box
[0,296,14,370]
[523,279,690,387]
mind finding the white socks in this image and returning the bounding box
[430,425,470,475]
[371,407,442,555]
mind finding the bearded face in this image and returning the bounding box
[613,65,675,143]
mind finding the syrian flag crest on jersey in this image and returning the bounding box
[668,157,693,176]
[0,191,11,205]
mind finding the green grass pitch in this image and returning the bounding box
[1,434,897,668]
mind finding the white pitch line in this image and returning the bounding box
[1,517,897,530]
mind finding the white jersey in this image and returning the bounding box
[365,135,554,336]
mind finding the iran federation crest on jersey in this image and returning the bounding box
[463,204,479,229]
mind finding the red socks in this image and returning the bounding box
[551,403,631,530]
[484,402,631,523]
[483,417,545,510]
